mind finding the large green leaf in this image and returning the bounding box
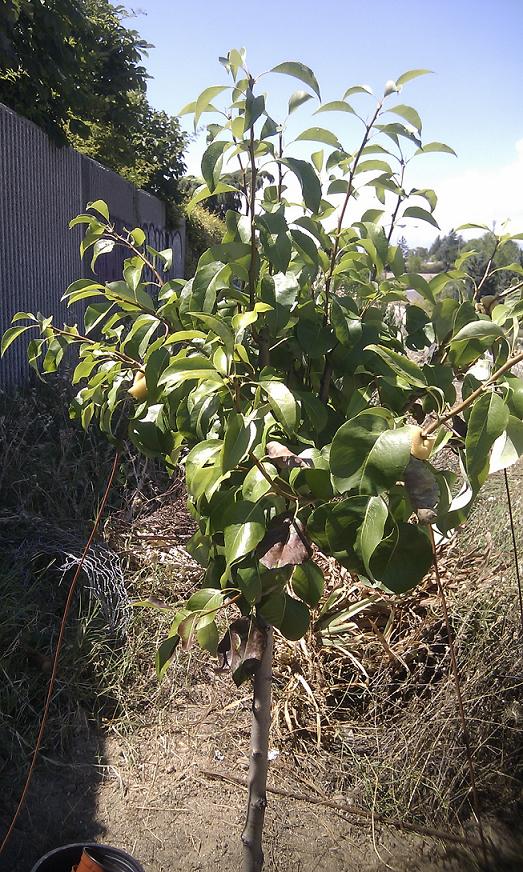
[387,104,422,132]
[295,127,342,148]
[223,500,266,565]
[370,523,433,593]
[354,496,388,576]
[288,90,314,114]
[449,321,504,368]
[1,324,37,356]
[158,355,223,389]
[330,410,412,495]
[222,413,256,472]
[185,181,239,213]
[402,206,440,229]
[395,69,433,86]
[260,381,298,434]
[279,158,322,213]
[191,311,235,354]
[489,416,523,473]
[466,392,509,491]
[201,140,230,193]
[242,463,276,501]
[291,561,324,607]
[271,61,321,98]
[324,496,369,569]
[194,85,228,127]
[414,141,457,157]
[279,594,310,640]
[365,344,427,387]
[314,100,355,115]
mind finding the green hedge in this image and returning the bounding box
[184,204,226,278]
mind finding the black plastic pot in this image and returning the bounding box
[30,842,145,872]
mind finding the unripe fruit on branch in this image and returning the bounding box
[410,426,436,460]
[128,371,147,400]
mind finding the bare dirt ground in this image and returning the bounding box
[1,679,479,872]
[2,468,523,872]
[3,647,522,872]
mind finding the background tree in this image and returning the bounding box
[429,229,463,269]
[0,0,188,224]
[461,230,523,298]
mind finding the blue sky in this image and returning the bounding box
[132,0,523,245]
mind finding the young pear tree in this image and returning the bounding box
[3,49,523,871]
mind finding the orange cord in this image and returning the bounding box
[0,450,121,857]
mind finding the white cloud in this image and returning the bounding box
[400,139,523,248]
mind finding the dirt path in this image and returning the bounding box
[1,672,478,872]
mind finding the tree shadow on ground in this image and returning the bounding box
[0,727,106,871]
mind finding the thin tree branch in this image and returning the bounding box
[473,238,500,301]
[247,105,258,310]
[202,769,482,849]
[318,101,383,403]
[422,348,523,437]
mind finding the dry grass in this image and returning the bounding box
[1,378,522,847]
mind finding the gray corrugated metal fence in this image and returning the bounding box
[0,102,185,387]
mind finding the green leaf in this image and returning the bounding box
[201,140,229,193]
[311,150,323,173]
[156,634,180,680]
[354,159,394,175]
[185,182,239,214]
[260,116,279,138]
[158,355,223,389]
[290,229,319,266]
[280,157,321,213]
[191,311,235,353]
[222,413,256,472]
[236,565,263,605]
[87,199,109,221]
[288,90,314,114]
[343,84,373,97]
[279,595,310,640]
[1,324,36,356]
[295,127,342,148]
[355,496,388,576]
[194,85,229,127]
[370,523,432,593]
[258,591,286,627]
[245,92,265,131]
[260,381,298,434]
[402,206,440,229]
[415,141,457,157]
[187,588,223,612]
[466,392,509,491]
[271,61,321,99]
[387,104,422,131]
[314,100,355,115]
[365,344,427,388]
[242,463,276,502]
[291,561,324,607]
[197,621,219,654]
[489,416,523,473]
[330,410,412,495]
[449,321,504,368]
[395,69,433,86]
[223,500,266,566]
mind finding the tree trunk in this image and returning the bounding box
[241,624,273,872]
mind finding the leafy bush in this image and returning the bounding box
[3,49,523,870]
[184,203,227,278]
